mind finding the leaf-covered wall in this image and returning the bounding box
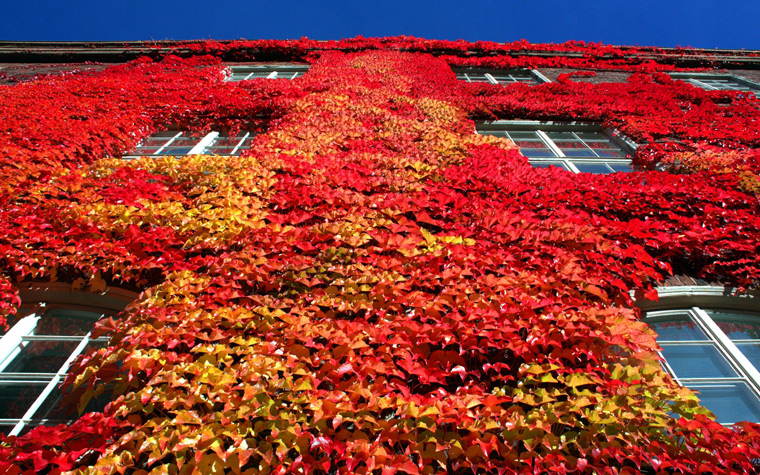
[1,38,760,474]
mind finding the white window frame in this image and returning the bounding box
[226,64,310,82]
[453,67,550,85]
[475,120,636,174]
[0,285,136,436]
[638,285,760,425]
[123,130,255,160]
[669,72,760,93]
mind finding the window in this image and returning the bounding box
[227,64,309,81]
[453,67,549,85]
[670,73,760,94]
[640,286,760,425]
[0,286,136,436]
[125,130,256,159]
[476,121,634,174]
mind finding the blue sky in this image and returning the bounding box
[3,1,759,50]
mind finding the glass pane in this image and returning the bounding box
[506,131,542,140]
[546,131,577,141]
[140,136,172,147]
[561,147,596,158]
[706,310,760,340]
[169,136,202,146]
[650,314,708,341]
[583,140,616,149]
[156,146,194,156]
[574,131,609,141]
[688,382,760,423]
[735,343,760,367]
[0,383,47,418]
[609,163,633,172]
[573,163,614,174]
[593,149,626,158]
[3,339,79,373]
[36,310,100,336]
[133,144,166,155]
[0,424,17,436]
[463,73,489,83]
[516,147,557,158]
[204,133,254,156]
[84,340,108,352]
[661,344,738,379]
[491,75,519,84]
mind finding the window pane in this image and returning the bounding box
[84,340,108,352]
[706,310,760,340]
[545,131,576,140]
[650,315,708,341]
[609,163,633,172]
[3,339,79,373]
[204,133,254,156]
[459,73,488,83]
[140,136,173,147]
[688,382,760,423]
[594,149,626,158]
[574,131,609,141]
[0,383,47,418]
[735,343,760,367]
[660,344,738,379]
[507,131,542,140]
[573,163,614,174]
[36,311,100,336]
[0,424,17,436]
[516,147,557,158]
[561,148,596,158]
[490,75,520,84]
[155,146,195,156]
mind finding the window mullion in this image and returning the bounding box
[564,161,581,174]
[536,130,565,157]
[484,73,498,85]
[692,306,760,393]
[229,132,250,156]
[188,132,219,156]
[690,79,718,91]
[531,69,551,83]
[154,132,182,155]
[0,315,40,372]
[572,132,601,157]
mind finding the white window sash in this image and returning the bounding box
[0,315,40,372]
[188,132,220,155]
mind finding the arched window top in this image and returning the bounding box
[638,285,760,425]
[0,284,137,436]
